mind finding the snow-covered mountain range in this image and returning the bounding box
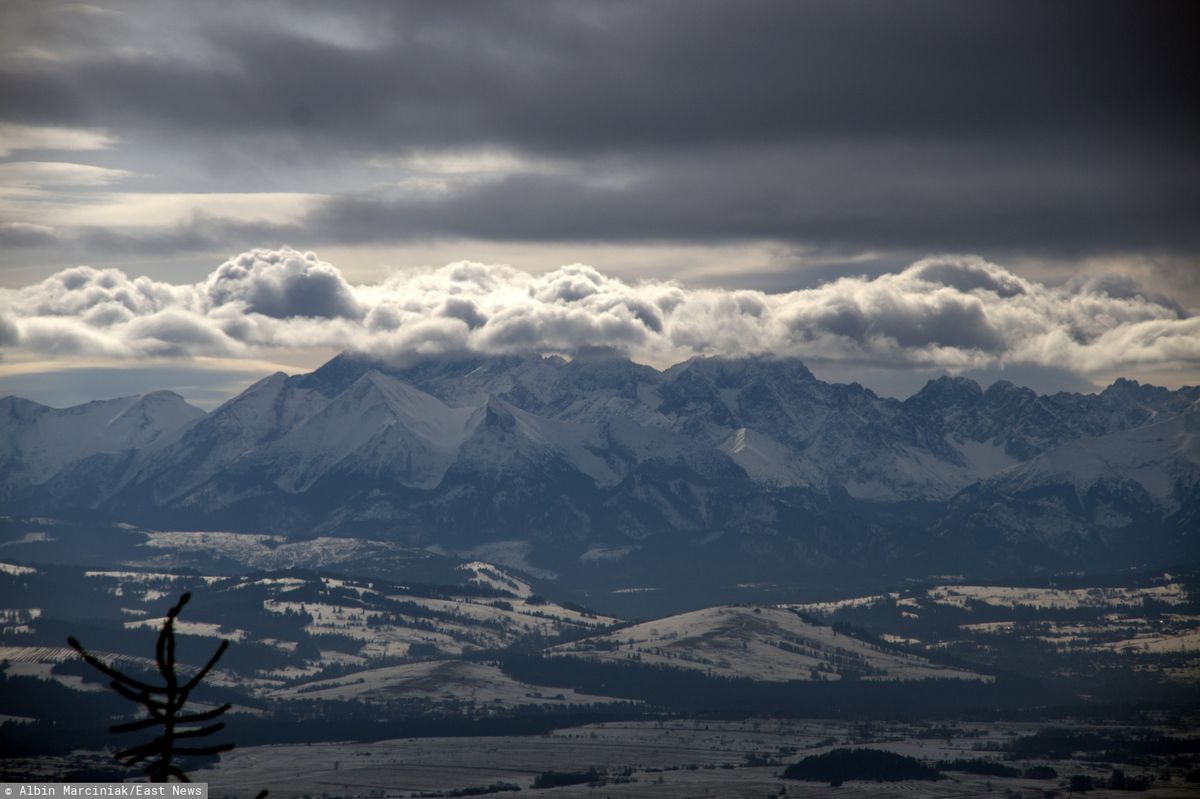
[0,390,204,498]
[4,352,1198,580]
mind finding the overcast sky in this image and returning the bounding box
[1,1,1197,407]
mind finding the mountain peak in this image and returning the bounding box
[8,354,1198,574]
[909,375,983,405]
[0,395,50,417]
[1100,376,1164,399]
[668,354,816,385]
[116,390,204,424]
[135,389,200,409]
[294,350,383,397]
[982,379,1036,402]
[234,370,289,398]
[343,369,461,426]
[569,346,632,364]
[474,396,518,432]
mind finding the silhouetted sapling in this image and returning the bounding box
[67,591,235,783]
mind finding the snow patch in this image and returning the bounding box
[0,562,37,575]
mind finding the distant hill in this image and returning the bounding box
[550,604,984,683]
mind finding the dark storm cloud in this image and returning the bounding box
[21,138,1196,263]
[0,0,1197,259]
[4,2,1194,150]
[298,144,1200,254]
[910,261,1026,299]
[798,295,1005,354]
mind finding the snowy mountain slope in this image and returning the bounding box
[651,357,1005,500]
[974,405,1200,515]
[930,407,1200,565]
[0,391,203,493]
[296,351,569,411]
[317,349,674,431]
[987,405,1200,511]
[5,352,1199,579]
[906,375,1200,462]
[104,372,331,505]
[264,371,477,492]
[454,397,619,486]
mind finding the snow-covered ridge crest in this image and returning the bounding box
[0,390,204,492]
[990,407,1200,511]
[3,352,1198,570]
[266,370,477,492]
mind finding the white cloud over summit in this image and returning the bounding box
[1,248,1195,380]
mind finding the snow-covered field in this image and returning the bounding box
[792,581,1190,616]
[552,605,985,683]
[457,560,534,598]
[922,583,1190,610]
[253,570,618,662]
[271,659,622,708]
[1,560,625,693]
[140,530,433,571]
[0,560,38,575]
[187,718,1200,799]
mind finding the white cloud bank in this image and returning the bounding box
[1,248,1196,379]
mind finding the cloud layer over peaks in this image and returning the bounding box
[1,248,1195,379]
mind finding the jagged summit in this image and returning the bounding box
[907,375,983,404]
[3,351,1197,578]
[0,389,204,495]
[293,350,380,397]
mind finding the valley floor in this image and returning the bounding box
[3,520,1199,796]
[168,718,1198,798]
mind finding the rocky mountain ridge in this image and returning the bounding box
[3,352,1197,581]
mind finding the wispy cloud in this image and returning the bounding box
[0,123,115,156]
[0,160,131,188]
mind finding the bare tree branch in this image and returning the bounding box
[68,593,237,784]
